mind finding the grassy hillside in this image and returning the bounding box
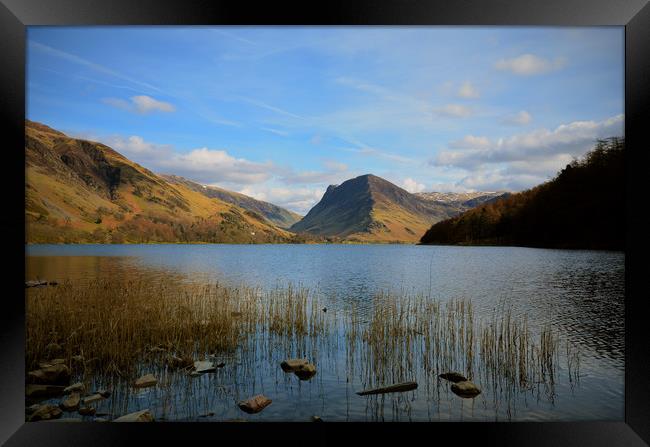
[25,121,293,244]
[290,174,463,243]
[419,138,625,250]
[162,174,302,229]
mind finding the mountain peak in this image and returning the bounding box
[290,173,461,242]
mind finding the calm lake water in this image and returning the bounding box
[25,244,625,422]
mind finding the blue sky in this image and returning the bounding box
[27,26,624,213]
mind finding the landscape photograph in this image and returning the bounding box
[24,26,624,422]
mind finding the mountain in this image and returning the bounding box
[161,174,302,229]
[289,174,465,243]
[420,137,625,250]
[25,120,293,244]
[415,191,511,208]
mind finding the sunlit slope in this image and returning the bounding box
[162,174,302,229]
[290,174,462,243]
[25,120,291,243]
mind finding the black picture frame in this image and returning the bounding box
[1,0,648,445]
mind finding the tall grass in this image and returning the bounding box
[26,277,580,409]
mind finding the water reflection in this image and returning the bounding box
[25,244,624,421]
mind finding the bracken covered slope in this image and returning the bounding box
[25,121,292,244]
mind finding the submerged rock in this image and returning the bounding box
[28,364,71,385]
[113,409,154,422]
[356,381,418,396]
[438,372,467,383]
[294,363,317,381]
[280,359,309,372]
[26,384,66,398]
[60,392,81,411]
[78,406,96,416]
[237,395,272,414]
[134,374,158,388]
[450,381,482,398]
[27,404,63,422]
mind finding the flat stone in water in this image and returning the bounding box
[134,374,158,388]
[63,382,84,394]
[450,381,482,398]
[238,395,272,414]
[113,409,154,422]
[83,393,106,405]
[193,361,216,373]
[438,372,467,383]
[356,381,418,396]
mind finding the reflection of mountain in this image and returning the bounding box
[161,174,302,229]
[290,174,469,242]
[420,137,625,250]
[25,121,292,243]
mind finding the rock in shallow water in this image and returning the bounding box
[26,384,66,398]
[60,392,81,411]
[63,382,84,395]
[438,372,467,383]
[83,393,106,405]
[78,406,96,416]
[193,361,216,374]
[113,409,154,422]
[237,395,272,414]
[450,381,482,398]
[356,381,418,396]
[27,404,63,422]
[280,359,309,372]
[134,374,158,388]
[28,364,71,385]
[294,363,317,381]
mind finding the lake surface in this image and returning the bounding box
[25,244,625,422]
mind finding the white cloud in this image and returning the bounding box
[160,148,276,185]
[104,95,175,114]
[261,127,289,136]
[131,95,175,113]
[434,114,623,170]
[402,178,426,193]
[502,110,533,126]
[458,81,480,99]
[448,135,492,150]
[238,186,324,214]
[433,104,473,118]
[495,54,566,76]
[105,135,173,158]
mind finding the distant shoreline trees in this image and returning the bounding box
[419,137,625,251]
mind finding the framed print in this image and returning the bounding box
[1,0,648,445]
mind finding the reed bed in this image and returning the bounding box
[26,277,581,416]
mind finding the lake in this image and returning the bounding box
[25,244,625,422]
